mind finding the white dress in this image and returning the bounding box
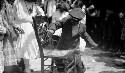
[14,0,43,59]
[0,41,4,73]
[14,0,53,71]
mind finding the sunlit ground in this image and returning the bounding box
[1,47,125,73]
[29,47,125,73]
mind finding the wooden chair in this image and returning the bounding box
[32,15,79,73]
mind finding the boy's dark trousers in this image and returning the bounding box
[54,53,86,73]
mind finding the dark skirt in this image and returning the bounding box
[121,26,125,40]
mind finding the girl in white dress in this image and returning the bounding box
[14,0,45,73]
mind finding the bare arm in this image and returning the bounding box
[35,5,45,16]
[48,15,69,33]
[14,0,33,23]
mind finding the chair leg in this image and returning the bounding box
[74,54,77,73]
[50,58,54,73]
[64,64,67,73]
[74,68,77,73]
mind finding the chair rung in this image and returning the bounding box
[52,66,64,68]
[44,65,52,66]
[44,58,48,61]
[67,65,75,73]
[44,70,50,71]
[44,65,64,68]
[67,60,74,68]
[44,66,51,70]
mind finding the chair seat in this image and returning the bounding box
[43,49,79,58]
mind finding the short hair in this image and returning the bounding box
[56,2,69,13]
[78,0,83,8]
[74,0,83,8]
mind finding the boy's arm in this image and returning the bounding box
[82,31,97,47]
[48,16,69,33]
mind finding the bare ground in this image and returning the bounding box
[81,47,125,73]
[30,47,125,73]
[1,47,125,73]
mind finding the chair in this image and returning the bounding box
[33,15,79,73]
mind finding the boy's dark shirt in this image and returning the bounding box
[49,15,86,50]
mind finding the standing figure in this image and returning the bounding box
[120,12,125,52]
[14,0,45,73]
[1,0,24,73]
[0,4,6,72]
[44,0,56,18]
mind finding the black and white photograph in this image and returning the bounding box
[0,0,125,73]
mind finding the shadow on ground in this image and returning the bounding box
[99,71,125,73]
[30,47,125,73]
[94,52,124,68]
[92,47,125,69]
[81,47,125,73]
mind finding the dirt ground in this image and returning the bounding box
[1,47,125,73]
[28,47,125,73]
[81,47,125,73]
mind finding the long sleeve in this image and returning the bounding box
[36,5,45,16]
[82,32,97,46]
[31,4,45,17]
[15,0,33,23]
[80,15,86,25]
[72,22,86,39]
[49,16,69,31]
[79,22,86,34]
